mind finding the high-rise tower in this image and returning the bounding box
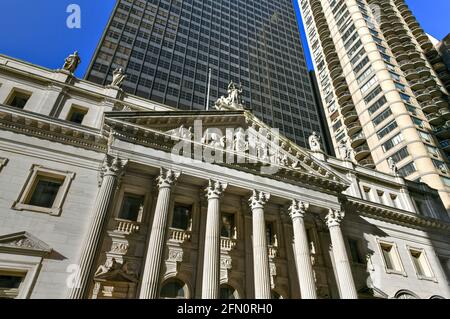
[86,0,327,149]
[298,0,450,210]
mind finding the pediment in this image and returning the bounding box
[0,231,52,256]
[104,110,351,193]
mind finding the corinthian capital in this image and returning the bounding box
[157,167,181,189]
[325,209,345,228]
[249,190,271,210]
[98,155,128,185]
[205,179,228,200]
[288,200,309,220]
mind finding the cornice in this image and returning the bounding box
[345,197,450,233]
[0,105,106,152]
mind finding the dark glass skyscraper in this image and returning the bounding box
[86,0,325,148]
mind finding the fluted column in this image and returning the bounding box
[201,180,228,299]
[325,209,358,299]
[249,190,271,299]
[67,155,128,299]
[289,200,317,299]
[139,168,180,299]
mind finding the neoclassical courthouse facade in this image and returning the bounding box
[0,54,450,299]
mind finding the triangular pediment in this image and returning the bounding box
[0,231,52,256]
[104,110,350,193]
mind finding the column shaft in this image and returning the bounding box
[67,156,126,299]
[252,206,271,299]
[139,186,171,298]
[201,197,221,298]
[292,216,317,299]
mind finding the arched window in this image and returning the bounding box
[220,284,238,299]
[160,279,187,299]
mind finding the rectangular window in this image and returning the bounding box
[368,96,387,115]
[221,213,235,238]
[27,177,63,208]
[0,271,26,299]
[5,90,31,109]
[391,147,409,163]
[118,194,144,222]
[67,106,88,125]
[172,204,192,230]
[409,249,434,279]
[382,133,403,152]
[380,242,403,273]
[372,108,392,126]
[398,162,417,177]
[377,120,398,139]
[360,76,377,93]
[364,86,382,104]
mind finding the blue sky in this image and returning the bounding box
[0,0,448,78]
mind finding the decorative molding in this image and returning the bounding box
[249,190,270,210]
[157,167,181,189]
[205,179,228,200]
[0,105,107,152]
[288,200,309,220]
[325,209,345,228]
[0,231,52,257]
[98,155,128,187]
[346,199,450,232]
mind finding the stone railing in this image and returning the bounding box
[168,227,191,243]
[220,237,237,251]
[115,219,140,235]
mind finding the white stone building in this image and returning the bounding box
[0,54,449,299]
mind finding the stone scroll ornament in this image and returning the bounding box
[249,190,271,210]
[325,209,345,228]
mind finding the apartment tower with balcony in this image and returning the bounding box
[298,0,450,211]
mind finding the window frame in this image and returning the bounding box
[376,239,407,276]
[4,88,32,109]
[406,246,437,282]
[12,165,75,216]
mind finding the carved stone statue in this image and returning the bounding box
[214,81,244,111]
[308,132,322,152]
[62,51,81,73]
[338,141,352,160]
[388,157,399,175]
[111,68,127,88]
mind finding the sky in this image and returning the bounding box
[0,0,448,78]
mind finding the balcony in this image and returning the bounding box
[354,145,371,161]
[390,43,405,53]
[427,87,442,98]
[168,227,191,243]
[399,59,414,70]
[338,92,352,105]
[408,79,424,91]
[410,26,423,36]
[421,101,438,114]
[419,38,433,50]
[426,113,444,126]
[433,97,447,108]
[343,110,358,125]
[350,131,366,148]
[440,139,450,152]
[358,158,376,169]
[335,81,348,95]
[346,121,362,136]
[433,121,450,138]
[332,74,345,87]
[439,107,450,120]
[328,57,340,68]
[220,237,237,251]
[422,76,436,87]
[415,89,431,102]
[404,68,420,80]
[416,33,428,43]
[417,67,431,77]
[411,58,426,68]
[433,62,447,72]
[341,103,355,115]
[329,67,343,79]
[114,219,140,235]
[396,51,410,61]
